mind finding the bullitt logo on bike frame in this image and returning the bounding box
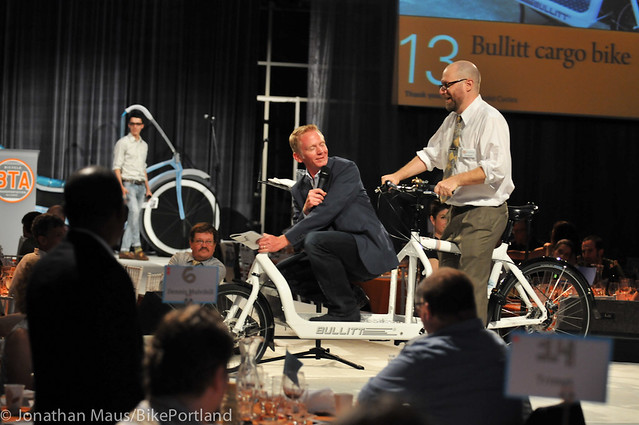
[0,158,35,203]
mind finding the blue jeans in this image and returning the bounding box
[120,181,145,251]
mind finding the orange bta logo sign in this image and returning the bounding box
[0,158,35,203]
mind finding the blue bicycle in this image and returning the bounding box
[9,104,220,256]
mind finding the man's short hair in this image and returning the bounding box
[289,124,325,153]
[416,268,477,319]
[31,213,65,241]
[146,305,233,397]
[127,110,145,125]
[64,166,124,228]
[583,234,604,251]
[189,222,220,245]
[21,211,41,232]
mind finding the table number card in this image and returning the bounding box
[162,265,219,304]
[506,332,612,402]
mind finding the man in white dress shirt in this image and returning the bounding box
[382,60,514,323]
[113,111,153,260]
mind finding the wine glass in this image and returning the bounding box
[259,375,282,421]
[282,371,306,423]
[617,278,632,300]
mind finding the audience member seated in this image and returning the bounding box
[16,211,41,259]
[426,200,449,272]
[47,204,66,224]
[117,305,233,425]
[2,214,66,392]
[507,219,544,261]
[578,235,624,295]
[578,235,624,279]
[527,220,580,259]
[551,239,577,265]
[358,268,526,425]
[9,213,66,301]
[168,222,226,282]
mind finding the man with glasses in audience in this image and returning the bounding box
[381,60,514,324]
[114,111,153,261]
[168,222,226,282]
[358,268,525,425]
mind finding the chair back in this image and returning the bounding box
[125,265,144,295]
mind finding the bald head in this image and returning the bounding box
[445,61,481,89]
[440,60,481,114]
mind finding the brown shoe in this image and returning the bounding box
[134,250,149,261]
[119,251,135,260]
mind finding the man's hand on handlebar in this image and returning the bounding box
[381,174,400,186]
[434,176,460,199]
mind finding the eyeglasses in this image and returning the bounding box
[193,240,214,245]
[128,122,144,126]
[439,78,467,91]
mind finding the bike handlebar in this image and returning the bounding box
[375,179,437,198]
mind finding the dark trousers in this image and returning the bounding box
[279,231,375,315]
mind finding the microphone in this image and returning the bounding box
[317,166,330,191]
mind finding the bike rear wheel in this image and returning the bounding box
[217,283,274,371]
[489,259,593,339]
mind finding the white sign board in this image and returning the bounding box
[0,149,39,256]
[506,332,611,402]
[162,265,219,304]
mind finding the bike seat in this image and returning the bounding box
[508,204,538,222]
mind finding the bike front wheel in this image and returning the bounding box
[141,177,220,256]
[217,283,274,371]
[489,259,593,339]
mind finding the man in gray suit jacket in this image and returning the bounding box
[257,125,397,322]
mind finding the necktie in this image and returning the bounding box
[191,260,202,266]
[441,115,463,203]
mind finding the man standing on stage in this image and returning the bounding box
[257,124,397,322]
[382,60,514,323]
[113,111,152,260]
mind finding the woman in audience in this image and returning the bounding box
[552,239,577,265]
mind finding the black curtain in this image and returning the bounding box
[307,0,639,264]
[0,0,260,237]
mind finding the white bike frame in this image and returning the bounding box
[406,231,550,330]
[229,227,551,342]
[228,252,424,342]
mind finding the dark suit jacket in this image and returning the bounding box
[26,229,143,423]
[285,156,398,276]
